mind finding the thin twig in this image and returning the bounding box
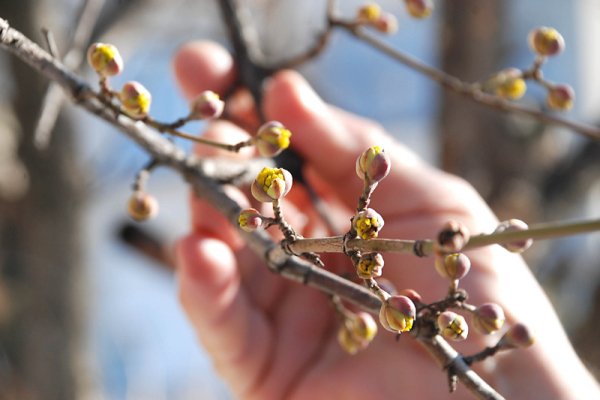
[287,218,600,256]
[332,21,600,141]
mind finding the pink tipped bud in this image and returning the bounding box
[255,121,292,157]
[87,42,123,77]
[494,219,532,253]
[189,90,224,120]
[434,253,471,280]
[472,303,505,335]
[437,220,470,253]
[500,323,535,349]
[355,145,391,184]
[404,0,433,19]
[356,252,384,279]
[251,167,293,203]
[547,84,575,111]
[238,208,263,232]
[352,208,385,240]
[127,191,158,222]
[120,81,151,119]
[528,27,565,57]
[379,295,416,333]
[437,311,469,341]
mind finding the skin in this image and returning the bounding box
[173,41,600,399]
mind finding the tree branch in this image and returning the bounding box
[0,17,503,399]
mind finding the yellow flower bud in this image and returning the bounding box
[546,84,575,111]
[120,81,151,119]
[355,145,391,183]
[405,0,433,19]
[379,295,416,333]
[238,208,263,232]
[352,208,384,240]
[357,3,381,23]
[251,167,293,203]
[255,121,292,157]
[87,42,123,77]
[528,27,565,57]
[494,68,527,100]
[437,311,469,341]
[472,303,505,335]
[356,252,384,279]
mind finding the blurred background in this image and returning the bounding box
[0,0,598,398]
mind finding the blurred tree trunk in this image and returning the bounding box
[438,1,545,222]
[0,2,83,399]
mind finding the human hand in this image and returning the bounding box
[174,41,598,399]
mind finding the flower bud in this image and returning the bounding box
[546,84,575,111]
[352,208,385,240]
[251,167,293,203]
[351,312,378,343]
[528,27,565,57]
[189,90,224,120]
[87,43,123,77]
[434,253,471,280]
[357,3,381,24]
[255,121,292,157]
[472,303,505,335]
[338,312,378,354]
[494,68,527,100]
[356,252,384,279]
[404,0,433,19]
[500,323,535,348]
[127,191,158,221]
[379,295,416,333]
[238,208,263,232]
[373,13,398,34]
[120,81,151,119]
[437,311,468,341]
[437,220,470,253]
[355,145,391,184]
[494,219,532,253]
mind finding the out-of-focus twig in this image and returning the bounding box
[34,0,105,149]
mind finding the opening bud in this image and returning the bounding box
[355,145,391,184]
[528,27,565,57]
[437,220,470,253]
[500,323,535,349]
[189,90,224,120]
[255,121,292,157]
[494,219,532,253]
[127,191,158,222]
[87,43,123,77]
[472,303,505,335]
[437,311,469,341]
[546,84,575,111]
[120,81,152,119]
[251,167,293,203]
[379,295,416,333]
[238,208,263,232]
[373,13,398,34]
[494,68,527,100]
[434,253,471,280]
[356,252,384,279]
[404,0,433,19]
[353,208,385,240]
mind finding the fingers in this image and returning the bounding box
[173,41,236,100]
[176,233,271,398]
